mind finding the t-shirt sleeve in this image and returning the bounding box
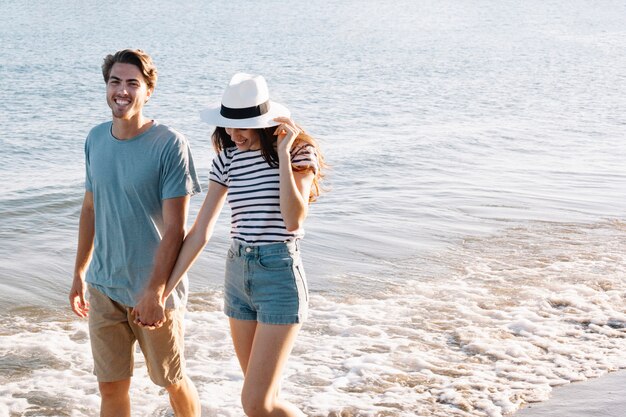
[208,149,230,187]
[84,136,93,192]
[290,143,319,176]
[161,136,202,200]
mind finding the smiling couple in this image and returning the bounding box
[69,49,325,417]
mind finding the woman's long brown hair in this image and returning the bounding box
[212,126,326,203]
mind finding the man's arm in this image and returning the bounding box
[132,195,189,327]
[69,191,95,318]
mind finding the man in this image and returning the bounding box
[69,49,201,417]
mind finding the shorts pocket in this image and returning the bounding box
[258,252,294,270]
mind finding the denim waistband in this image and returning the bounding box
[230,240,300,256]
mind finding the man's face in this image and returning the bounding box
[106,62,153,120]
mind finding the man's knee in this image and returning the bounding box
[165,377,186,395]
[165,376,198,400]
[99,379,131,398]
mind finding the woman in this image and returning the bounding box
[165,73,325,416]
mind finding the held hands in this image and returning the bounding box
[274,117,301,155]
[69,277,89,318]
[132,291,166,330]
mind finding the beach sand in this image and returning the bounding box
[515,370,626,417]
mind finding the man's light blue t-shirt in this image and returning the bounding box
[84,121,202,308]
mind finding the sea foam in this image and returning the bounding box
[1,221,625,416]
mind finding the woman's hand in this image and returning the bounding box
[274,117,301,155]
[132,291,166,329]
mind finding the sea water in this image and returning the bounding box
[1,0,625,416]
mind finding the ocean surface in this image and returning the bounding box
[1,0,626,416]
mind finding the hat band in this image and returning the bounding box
[220,101,270,120]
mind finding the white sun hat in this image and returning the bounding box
[200,73,291,128]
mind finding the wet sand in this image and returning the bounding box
[516,370,626,417]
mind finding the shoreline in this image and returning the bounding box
[516,370,626,417]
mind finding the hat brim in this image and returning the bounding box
[200,101,291,129]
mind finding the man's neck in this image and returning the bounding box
[111,115,153,140]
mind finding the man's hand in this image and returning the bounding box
[69,277,89,318]
[132,291,166,330]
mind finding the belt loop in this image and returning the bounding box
[295,239,301,252]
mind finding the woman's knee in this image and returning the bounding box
[241,390,273,417]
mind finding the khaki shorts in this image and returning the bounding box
[88,286,186,387]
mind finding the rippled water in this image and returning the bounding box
[1,0,625,416]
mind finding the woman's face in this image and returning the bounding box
[225,128,261,151]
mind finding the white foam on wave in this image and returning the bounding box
[1,220,625,416]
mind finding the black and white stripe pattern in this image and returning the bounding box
[210,144,318,245]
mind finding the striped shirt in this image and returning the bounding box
[209,143,319,245]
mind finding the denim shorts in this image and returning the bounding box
[224,240,308,325]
